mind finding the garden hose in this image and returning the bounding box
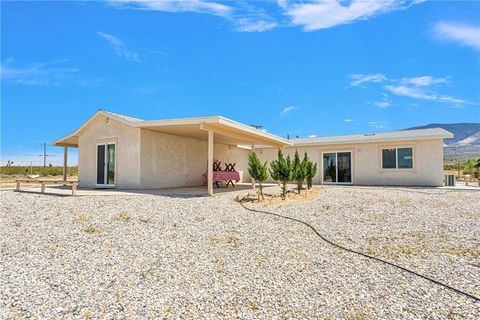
[238,201,480,303]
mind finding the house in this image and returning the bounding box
[53,110,453,194]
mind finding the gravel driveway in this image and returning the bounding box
[1,186,479,319]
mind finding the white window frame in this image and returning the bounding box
[381,147,414,170]
[321,151,353,185]
[95,141,117,188]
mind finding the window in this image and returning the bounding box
[382,149,396,169]
[397,148,413,168]
[382,147,413,169]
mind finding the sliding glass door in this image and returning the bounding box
[323,151,352,184]
[96,143,116,187]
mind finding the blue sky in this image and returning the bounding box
[1,0,479,165]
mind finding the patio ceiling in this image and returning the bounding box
[135,116,292,147]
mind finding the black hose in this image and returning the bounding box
[238,201,480,303]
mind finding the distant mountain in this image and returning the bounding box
[405,123,480,159]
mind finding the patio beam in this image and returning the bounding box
[207,130,214,196]
[200,123,284,147]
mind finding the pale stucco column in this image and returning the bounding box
[207,130,214,196]
[251,143,256,190]
[63,146,68,181]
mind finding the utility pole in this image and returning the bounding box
[39,142,55,167]
[44,142,46,167]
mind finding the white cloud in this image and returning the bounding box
[110,0,233,17]
[433,22,480,51]
[110,1,280,33]
[280,0,424,31]
[367,121,389,129]
[235,18,278,32]
[384,85,434,100]
[347,73,388,88]
[374,100,391,108]
[1,59,78,86]
[280,106,297,116]
[347,72,470,107]
[343,119,355,122]
[400,76,449,86]
[384,84,467,106]
[98,32,140,62]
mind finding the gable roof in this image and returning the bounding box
[52,110,143,147]
[289,128,454,146]
[53,110,292,147]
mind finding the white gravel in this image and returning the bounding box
[0,186,479,319]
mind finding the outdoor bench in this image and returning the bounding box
[15,179,79,196]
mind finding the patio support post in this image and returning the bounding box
[63,146,68,181]
[251,143,256,190]
[207,130,214,196]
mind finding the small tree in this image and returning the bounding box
[306,157,318,190]
[248,152,269,201]
[292,150,308,193]
[269,150,293,199]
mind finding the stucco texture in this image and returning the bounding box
[139,129,250,189]
[78,115,141,189]
[77,116,444,189]
[78,118,251,189]
[256,139,444,187]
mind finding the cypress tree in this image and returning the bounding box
[247,152,269,201]
[269,150,293,199]
[292,150,308,193]
[306,156,318,190]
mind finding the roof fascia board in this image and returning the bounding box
[52,110,136,146]
[289,135,452,147]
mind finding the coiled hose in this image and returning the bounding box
[238,201,480,303]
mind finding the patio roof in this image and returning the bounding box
[135,116,292,147]
[53,110,292,148]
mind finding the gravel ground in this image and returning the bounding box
[0,186,479,319]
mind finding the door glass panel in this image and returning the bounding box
[107,144,115,184]
[397,148,413,168]
[97,145,105,184]
[323,153,336,183]
[337,152,352,183]
[382,149,396,169]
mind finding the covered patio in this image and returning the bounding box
[134,116,291,195]
[52,112,291,195]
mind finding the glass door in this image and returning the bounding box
[323,151,352,184]
[96,143,116,187]
[323,153,337,183]
[337,152,352,183]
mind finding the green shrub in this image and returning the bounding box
[306,155,318,190]
[292,150,308,193]
[269,150,293,199]
[247,152,269,201]
[463,157,480,175]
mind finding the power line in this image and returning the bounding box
[37,142,55,167]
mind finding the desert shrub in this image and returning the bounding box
[0,166,78,176]
[463,157,480,175]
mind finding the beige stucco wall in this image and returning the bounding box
[78,115,141,189]
[256,138,444,187]
[139,129,251,189]
[77,117,444,188]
